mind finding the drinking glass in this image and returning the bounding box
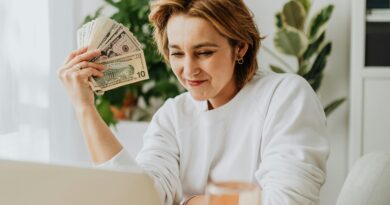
[205,181,262,205]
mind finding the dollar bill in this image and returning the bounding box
[88,18,115,50]
[77,17,148,95]
[95,31,141,61]
[90,52,149,94]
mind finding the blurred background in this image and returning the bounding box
[0,0,389,204]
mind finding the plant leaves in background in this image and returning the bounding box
[275,12,283,29]
[307,73,323,91]
[325,98,346,116]
[143,80,180,106]
[308,5,334,41]
[270,65,286,73]
[269,2,344,116]
[303,42,332,80]
[95,97,117,126]
[282,1,307,31]
[274,26,309,57]
[302,31,326,61]
[297,63,309,75]
[294,0,312,13]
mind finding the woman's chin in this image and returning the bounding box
[189,91,210,101]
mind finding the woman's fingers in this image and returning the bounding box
[63,47,88,64]
[59,61,106,80]
[77,67,105,79]
[60,65,105,83]
[66,67,103,87]
[66,49,102,68]
[74,61,106,71]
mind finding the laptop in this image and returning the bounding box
[0,159,162,205]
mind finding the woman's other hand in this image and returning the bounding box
[58,47,106,111]
[186,195,206,205]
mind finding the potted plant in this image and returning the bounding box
[83,0,183,126]
[265,0,345,116]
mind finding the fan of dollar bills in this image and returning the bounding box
[77,17,149,95]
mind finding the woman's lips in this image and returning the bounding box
[187,79,207,86]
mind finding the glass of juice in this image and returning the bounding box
[205,181,262,205]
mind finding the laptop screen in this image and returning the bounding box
[0,159,162,205]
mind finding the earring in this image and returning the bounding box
[237,58,244,65]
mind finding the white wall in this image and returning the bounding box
[0,0,51,162]
[244,0,350,205]
[48,0,90,164]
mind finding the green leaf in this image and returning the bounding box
[308,5,334,41]
[275,12,283,29]
[104,0,120,8]
[303,42,332,80]
[298,62,309,75]
[270,65,286,73]
[282,1,307,31]
[274,26,309,57]
[307,73,323,91]
[324,98,346,116]
[145,80,180,100]
[302,31,326,60]
[294,0,312,13]
[95,97,117,127]
[103,86,128,107]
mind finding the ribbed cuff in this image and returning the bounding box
[95,148,140,171]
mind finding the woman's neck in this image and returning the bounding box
[207,80,239,110]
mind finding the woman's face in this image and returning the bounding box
[166,14,241,109]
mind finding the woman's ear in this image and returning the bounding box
[236,42,249,59]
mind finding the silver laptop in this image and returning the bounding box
[0,159,162,205]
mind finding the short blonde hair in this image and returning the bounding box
[149,0,262,88]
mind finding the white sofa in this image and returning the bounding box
[336,152,390,205]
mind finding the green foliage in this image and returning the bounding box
[274,26,308,57]
[275,12,283,29]
[294,0,311,13]
[270,65,286,73]
[308,5,334,41]
[282,1,307,30]
[324,98,346,116]
[303,42,332,86]
[302,31,326,61]
[271,0,345,116]
[95,97,117,125]
[84,0,182,126]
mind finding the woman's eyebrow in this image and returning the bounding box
[193,42,219,49]
[168,42,220,49]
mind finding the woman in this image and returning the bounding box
[58,0,329,204]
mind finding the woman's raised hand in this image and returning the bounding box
[58,47,106,111]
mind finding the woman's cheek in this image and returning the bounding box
[169,65,186,87]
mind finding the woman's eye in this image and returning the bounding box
[197,51,214,56]
[170,52,184,57]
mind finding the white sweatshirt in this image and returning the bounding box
[100,72,329,205]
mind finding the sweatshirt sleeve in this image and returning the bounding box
[96,148,138,168]
[135,99,182,205]
[256,74,329,205]
[96,99,182,205]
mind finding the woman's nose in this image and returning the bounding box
[183,57,200,77]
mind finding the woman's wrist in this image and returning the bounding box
[183,195,205,205]
[183,196,197,205]
[74,103,98,118]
